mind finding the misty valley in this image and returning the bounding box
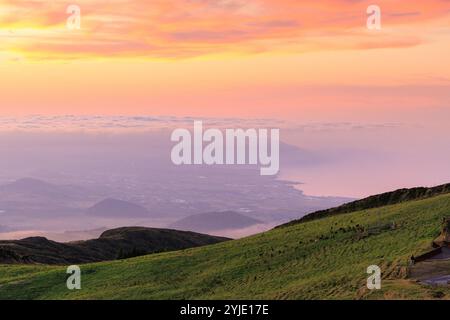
[0,129,351,242]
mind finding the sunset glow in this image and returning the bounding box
[0,0,449,118]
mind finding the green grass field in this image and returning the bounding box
[2,193,450,300]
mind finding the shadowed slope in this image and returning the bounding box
[0,227,230,265]
[1,191,450,299]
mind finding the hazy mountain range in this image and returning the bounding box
[0,175,352,240]
[0,130,355,240]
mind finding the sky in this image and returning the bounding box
[0,0,449,120]
[0,0,449,197]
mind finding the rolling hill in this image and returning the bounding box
[169,211,262,233]
[0,227,229,265]
[86,198,150,218]
[0,178,91,219]
[0,178,90,200]
[0,226,12,233]
[1,187,450,299]
[280,182,450,227]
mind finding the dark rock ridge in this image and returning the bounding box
[0,227,230,265]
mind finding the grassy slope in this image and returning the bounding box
[2,193,450,300]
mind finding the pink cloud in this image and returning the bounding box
[1,0,449,59]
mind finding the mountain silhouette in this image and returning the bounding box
[86,198,150,218]
[169,211,262,233]
[0,227,230,264]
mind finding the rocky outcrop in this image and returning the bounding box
[433,217,450,247]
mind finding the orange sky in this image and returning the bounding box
[0,0,449,119]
